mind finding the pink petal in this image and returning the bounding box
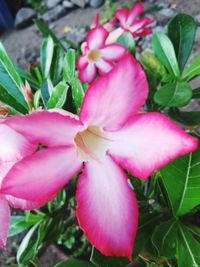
[0,124,36,164]
[91,13,100,29]
[115,8,129,28]
[6,195,43,210]
[103,17,116,32]
[79,63,96,83]
[76,156,138,259]
[95,59,113,74]
[77,55,88,70]
[105,27,124,45]
[126,2,144,26]
[133,28,152,38]
[0,198,10,248]
[5,111,83,147]
[130,17,154,33]
[86,26,109,49]
[108,112,198,180]
[80,54,148,131]
[1,147,82,203]
[100,44,126,61]
[0,162,16,186]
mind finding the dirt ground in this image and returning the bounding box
[0,0,200,266]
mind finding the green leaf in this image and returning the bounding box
[65,49,76,79]
[168,13,197,72]
[47,81,68,109]
[63,50,84,112]
[17,223,40,265]
[154,82,192,107]
[0,42,29,113]
[177,223,200,267]
[70,77,85,112]
[50,44,64,85]
[152,33,180,78]
[41,78,54,105]
[41,35,54,78]
[91,247,129,267]
[54,259,95,267]
[116,32,136,54]
[168,108,200,127]
[140,50,167,79]
[16,66,40,90]
[34,20,65,50]
[9,215,41,237]
[151,219,177,258]
[160,141,200,216]
[182,55,200,81]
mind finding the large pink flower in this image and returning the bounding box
[106,2,154,44]
[1,55,198,259]
[0,122,42,247]
[77,26,126,83]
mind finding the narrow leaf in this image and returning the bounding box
[0,42,29,113]
[41,78,54,105]
[152,33,180,78]
[47,81,68,109]
[41,35,54,78]
[168,14,197,71]
[182,55,200,81]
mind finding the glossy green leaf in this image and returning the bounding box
[55,259,95,267]
[116,32,136,54]
[91,247,129,267]
[17,223,39,265]
[70,78,84,112]
[182,55,200,81]
[160,141,200,216]
[41,78,54,105]
[168,14,197,71]
[154,82,192,107]
[152,33,180,78]
[34,20,65,50]
[151,219,177,258]
[177,223,200,267]
[16,66,40,90]
[0,42,29,113]
[63,50,84,112]
[41,35,54,78]
[168,108,200,127]
[64,49,76,79]
[9,215,42,237]
[47,81,68,109]
[50,44,64,85]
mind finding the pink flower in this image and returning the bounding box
[106,2,154,44]
[0,122,42,247]
[1,55,198,259]
[77,26,126,83]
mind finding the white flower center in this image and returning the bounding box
[74,125,110,161]
[87,49,101,62]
